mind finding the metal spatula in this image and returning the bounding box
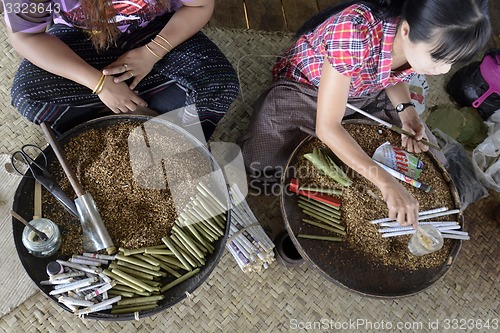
[40,123,115,254]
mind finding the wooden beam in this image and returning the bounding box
[282,0,318,33]
[490,0,500,40]
[245,0,287,31]
[316,0,343,11]
[209,0,248,29]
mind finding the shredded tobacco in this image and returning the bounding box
[294,123,456,270]
[42,120,212,255]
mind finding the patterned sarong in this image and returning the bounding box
[11,13,239,139]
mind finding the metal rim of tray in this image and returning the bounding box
[280,119,463,299]
[12,115,231,320]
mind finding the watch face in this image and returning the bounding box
[397,104,404,111]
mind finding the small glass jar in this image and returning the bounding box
[21,218,61,258]
[408,225,444,256]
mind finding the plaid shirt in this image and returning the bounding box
[273,4,415,97]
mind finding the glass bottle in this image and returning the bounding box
[21,218,61,257]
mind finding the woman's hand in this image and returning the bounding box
[97,78,148,113]
[401,115,429,153]
[379,178,419,228]
[102,46,159,90]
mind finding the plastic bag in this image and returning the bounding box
[433,129,489,210]
[472,110,500,192]
[409,74,428,115]
[446,49,500,120]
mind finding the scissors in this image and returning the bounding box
[11,144,79,218]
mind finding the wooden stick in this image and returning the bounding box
[345,103,441,150]
[297,234,343,242]
[40,122,85,196]
[33,181,42,220]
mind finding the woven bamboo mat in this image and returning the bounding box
[0,193,498,332]
[0,21,498,332]
[0,155,39,317]
[0,23,45,154]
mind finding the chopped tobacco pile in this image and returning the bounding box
[294,123,457,270]
[42,120,212,255]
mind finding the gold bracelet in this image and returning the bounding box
[94,76,106,95]
[145,44,162,59]
[156,34,174,50]
[151,38,171,52]
[92,74,106,94]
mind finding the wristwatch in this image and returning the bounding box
[396,102,416,113]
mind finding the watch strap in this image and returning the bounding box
[396,102,416,113]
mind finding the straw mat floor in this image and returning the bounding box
[0,20,499,333]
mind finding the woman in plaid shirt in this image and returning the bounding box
[240,0,491,227]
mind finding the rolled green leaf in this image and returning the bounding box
[140,280,162,288]
[111,268,156,292]
[133,254,161,267]
[109,263,156,280]
[184,223,213,253]
[120,245,165,256]
[113,301,158,310]
[304,148,352,186]
[173,226,205,259]
[297,234,343,242]
[302,219,346,236]
[111,304,158,314]
[117,295,164,306]
[144,249,174,255]
[156,261,182,278]
[112,284,143,293]
[112,301,158,310]
[112,284,152,297]
[115,254,160,271]
[298,198,341,218]
[198,183,226,210]
[189,206,224,237]
[149,254,186,270]
[192,220,217,242]
[161,268,201,293]
[102,269,145,292]
[298,203,342,225]
[107,289,135,298]
[170,234,201,267]
[299,208,345,231]
[162,237,192,271]
[116,260,164,276]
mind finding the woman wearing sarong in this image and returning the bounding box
[240,0,491,227]
[4,0,239,139]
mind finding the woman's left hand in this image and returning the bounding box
[102,46,159,90]
[401,116,429,153]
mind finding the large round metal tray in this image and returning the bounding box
[280,120,463,298]
[12,115,231,320]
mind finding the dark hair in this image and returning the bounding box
[296,0,491,63]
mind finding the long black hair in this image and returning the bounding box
[296,0,491,63]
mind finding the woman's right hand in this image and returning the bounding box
[97,77,148,113]
[379,178,419,228]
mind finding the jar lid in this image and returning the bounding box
[46,261,64,276]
